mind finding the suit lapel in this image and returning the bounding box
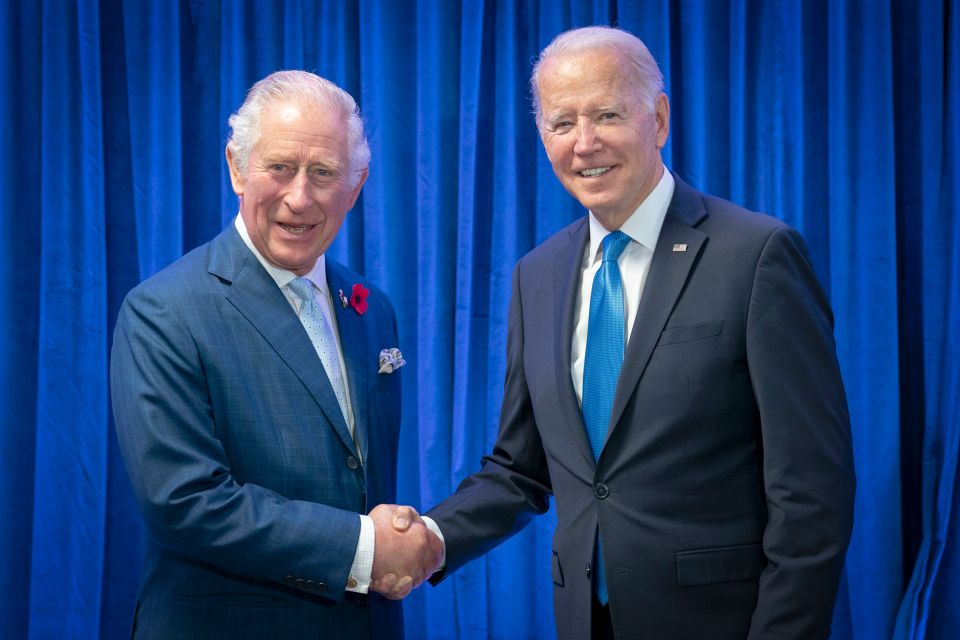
[325,262,371,464]
[605,177,707,443]
[209,227,357,455]
[553,219,598,470]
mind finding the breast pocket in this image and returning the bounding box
[657,320,724,347]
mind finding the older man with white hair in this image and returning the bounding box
[111,70,441,639]
[416,26,855,640]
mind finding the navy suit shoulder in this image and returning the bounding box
[516,217,587,276]
[516,178,799,275]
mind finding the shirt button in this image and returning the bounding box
[346,456,359,470]
[593,483,609,499]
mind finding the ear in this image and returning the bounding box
[226,145,244,196]
[346,167,369,209]
[655,93,670,149]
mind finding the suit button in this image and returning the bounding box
[346,456,359,470]
[283,575,295,586]
[294,578,307,589]
[593,483,609,499]
[316,582,329,593]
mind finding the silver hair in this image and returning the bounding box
[531,26,664,129]
[227,70,370,186]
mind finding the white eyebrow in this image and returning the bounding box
[544,101,628,125]
[544,110,572,124]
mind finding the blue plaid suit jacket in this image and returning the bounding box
[111,224,404,639]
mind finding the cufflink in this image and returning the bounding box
[346,578,358,589]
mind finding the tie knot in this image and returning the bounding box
[288,277,314,304]
[602,231,630,263]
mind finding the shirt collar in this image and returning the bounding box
[234,214,329,298]
[587,168,675,263]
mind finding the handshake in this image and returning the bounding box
[368,503,444,600]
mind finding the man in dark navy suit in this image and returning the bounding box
[415,26,855,640]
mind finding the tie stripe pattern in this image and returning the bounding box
[581,230,630,605]
[288,277,351,428]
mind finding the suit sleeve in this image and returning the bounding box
[428,260,553,580]
[745,227,856,638]
[110,285,361,601]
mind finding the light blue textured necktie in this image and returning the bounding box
[581,230,630,605]
[288,277,351,429]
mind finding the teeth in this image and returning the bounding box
[280,224,313,234]
[580,167,611,177]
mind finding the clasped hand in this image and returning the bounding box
[369,504,443,600]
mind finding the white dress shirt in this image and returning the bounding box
[235,215,374,593]
[571,169,674,406]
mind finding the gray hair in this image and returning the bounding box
[227,70,370,186]
[531,26,664,129]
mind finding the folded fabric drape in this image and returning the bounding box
[0,1,955,638]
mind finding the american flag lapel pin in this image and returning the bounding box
[672,243,687,252]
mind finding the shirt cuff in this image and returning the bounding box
[347,514,374,593]
[421,515,447,571]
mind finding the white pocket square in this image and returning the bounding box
[378,348,406,374]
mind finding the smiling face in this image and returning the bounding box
[537,48,670,230]
[227,101,367,275]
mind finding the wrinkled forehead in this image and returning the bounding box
[537,50,640,108]
[255,102,350,158]
[261,98,344,126]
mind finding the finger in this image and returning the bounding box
[388,575,414,599]
[383,585,411,601]
[372,572,399,594]
[391,584,413,600]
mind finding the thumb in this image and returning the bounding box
[392,505,419,531]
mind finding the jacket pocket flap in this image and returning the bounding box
[551,551,564,587]
[675,543,765,586]
[658,320,724,346]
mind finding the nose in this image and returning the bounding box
[573,120,601,155]
[285,169,312,212]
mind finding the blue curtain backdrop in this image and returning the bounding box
[1,0,957,638]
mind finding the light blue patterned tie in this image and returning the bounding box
[288,277,350,427]
[582,230,630,605]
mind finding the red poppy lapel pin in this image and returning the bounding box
[349,283,369,315]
